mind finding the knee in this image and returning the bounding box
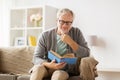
[30,65,48,80]
[81,57,98,66]
[80,57,99,79]
[51,70,69,80]
[30,65,47,74]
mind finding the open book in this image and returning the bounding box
[48,50,77,64]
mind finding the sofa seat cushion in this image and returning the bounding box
[17,75,30,80]
[17,75,50,80]
[0,74,17,80]
[0,47,35,74]
[17,74,81,80]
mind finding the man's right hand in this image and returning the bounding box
[61,34,79,51]
[42,60,67,70]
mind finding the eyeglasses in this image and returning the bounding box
[59,20,72,26]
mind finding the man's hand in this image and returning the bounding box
[42,60,66,70]
[61,34,79,51]
[61,34,72,44]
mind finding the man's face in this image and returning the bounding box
[57,13,73,34]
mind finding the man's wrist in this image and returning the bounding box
[42,61,48,67]
[68,40,79,51]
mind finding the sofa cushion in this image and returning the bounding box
[17,75,30,80]
[0,47,35,74]
[0,74,17,80]
[17,75,81,80]
[17,75,51,80]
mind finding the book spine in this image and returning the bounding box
[28,36,36,46]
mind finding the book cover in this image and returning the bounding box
[28,36,37,46]
[48,50,77,64]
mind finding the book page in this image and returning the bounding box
[63,53,75,58]
[50,50,62,58]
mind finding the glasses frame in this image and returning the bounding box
[58,20,73,26]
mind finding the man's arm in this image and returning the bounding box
[60,28,90,58]
[61,34,79,51]
[32,33,47,65]
[42,60,66,69]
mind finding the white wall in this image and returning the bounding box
[6,0,120,79]
[0,0,15,46]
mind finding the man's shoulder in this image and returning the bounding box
[72,27,80,30]
[71,27,81,32]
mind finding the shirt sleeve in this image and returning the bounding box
[32,32,48,65]
[72,28,90,58]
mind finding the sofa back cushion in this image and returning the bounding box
[0,47,35,74]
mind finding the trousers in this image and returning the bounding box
[29,65,69,80]
[30,57,98,80]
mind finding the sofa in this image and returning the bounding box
[0,47,82,80]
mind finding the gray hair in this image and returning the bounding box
[57,8,74,19]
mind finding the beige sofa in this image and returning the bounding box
[0,47,34,80]
[0,47,81,80]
